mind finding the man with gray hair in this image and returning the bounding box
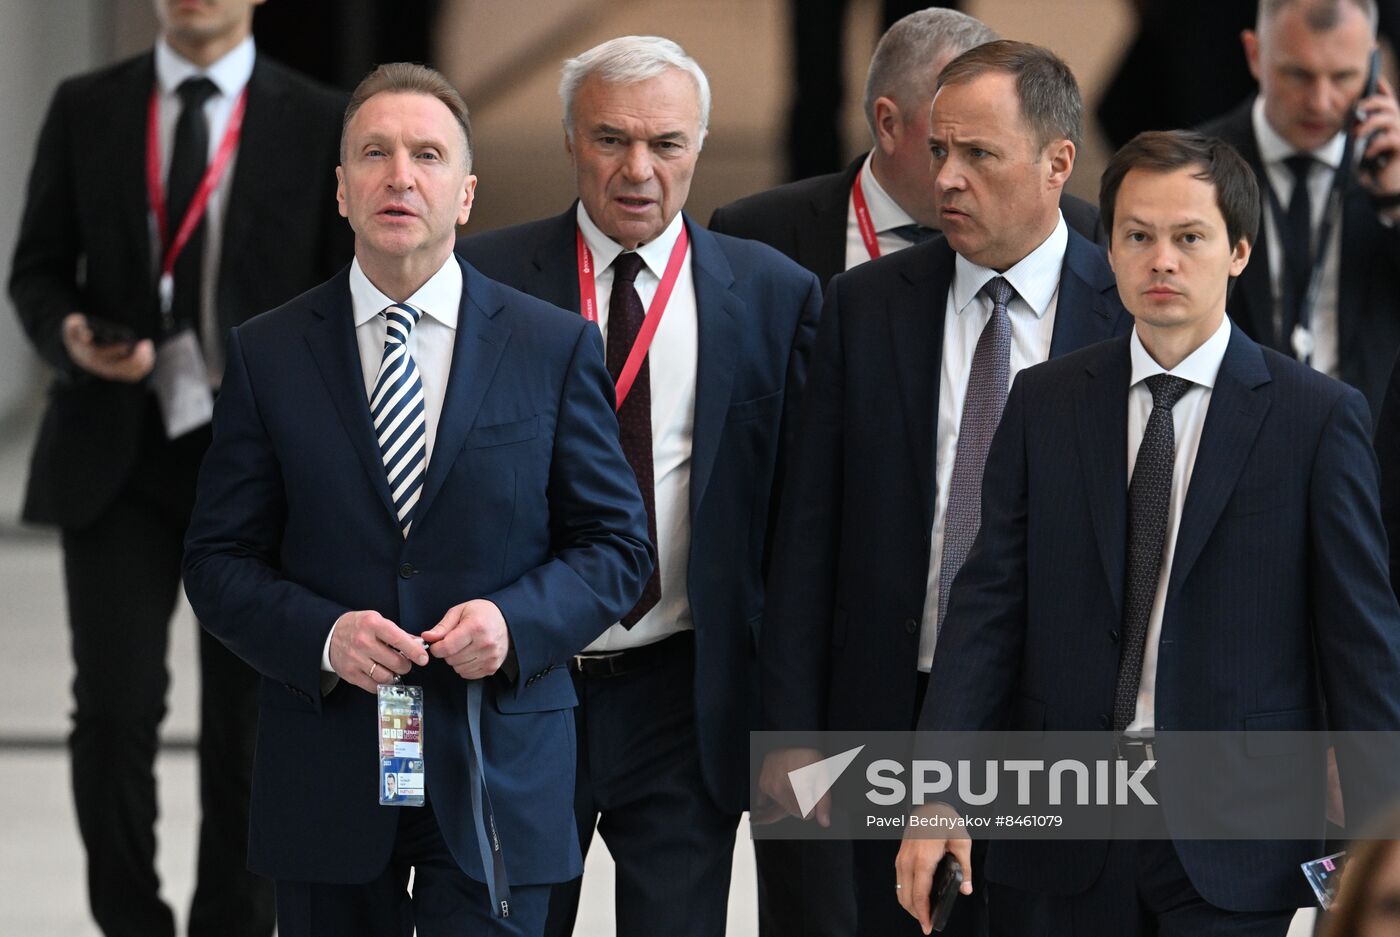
[1201,0,1400,422]
[710,8,1100,287]
[458,35,822,937]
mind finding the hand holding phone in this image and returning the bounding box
[929,854,964,933]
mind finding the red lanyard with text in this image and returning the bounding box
[145,85,247,327]
[851,166,882,261]
[575,225,689,409]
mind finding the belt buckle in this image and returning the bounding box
[1115,736,1155,764]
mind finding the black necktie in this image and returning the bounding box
[1113,373,1193,733]
[1280,153,1314,339]
[606,252,661,628]
[167,76,218,333]
[889,223,938,246]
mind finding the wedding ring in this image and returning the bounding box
[369,662,379,681]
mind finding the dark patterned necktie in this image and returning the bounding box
[1280,153,1314,343]
[936,276,1015,635]
[606,251,661,628]
[1113,373,1193,732]
[167,76,218,334]
[889,223,938,246]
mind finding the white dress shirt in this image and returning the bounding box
[576,203,699,652]
[918,214,1068,671]
[153,35,255,385]
[844,151,921,271]
[1123,315,1232,734]
[321,253,464,673]
[1252,97,1344,378]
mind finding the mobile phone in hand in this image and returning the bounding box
[86,316,137,347]
[930,853,963,932]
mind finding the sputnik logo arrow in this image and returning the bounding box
[788,745,865,819]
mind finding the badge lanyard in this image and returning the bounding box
[575,225,690,409]
[851,166,882,261]
[145,85,248,331]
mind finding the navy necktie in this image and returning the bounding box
[167,77,218,334]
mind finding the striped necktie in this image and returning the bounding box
[371,303,428,536]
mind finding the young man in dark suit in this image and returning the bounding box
[183,63,653,936]
[9,1,350,934]
[457,35,821,937]
[708,9,1101,287]
[897,129,1400,937]
[756,40,1130,937]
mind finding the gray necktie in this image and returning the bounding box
[936,276,1015,635]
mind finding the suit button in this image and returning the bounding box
[904,619,918,635]
[1109,630,1120,643]
[399,563,417,579]
[1098,713,1111,729]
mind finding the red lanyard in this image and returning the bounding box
[575,225,690,410]
[851,166,882,261]
[145,84,248,319]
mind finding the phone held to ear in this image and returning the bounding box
[1356,48,1388,177]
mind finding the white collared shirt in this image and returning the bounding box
[1124,315,1233,733]
[1252,97,1344,377]
[575,203,698,651]
[918,214,1068,671]
[152,35,255,385]
[349,254,462,471]
[844,151,921,270]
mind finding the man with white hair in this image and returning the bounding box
[709,8,1101,287]
[458,35,822,937]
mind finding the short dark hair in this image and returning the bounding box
[1257,0,1378,33]
[1100,130,1261,249]
[341,63,473,170]
[935,40,1081,150]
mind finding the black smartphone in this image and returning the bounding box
[930,853,963,932]
[1358,48,1387,176]
[86,316,136,347]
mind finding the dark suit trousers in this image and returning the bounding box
[989,839,1293,937]
[544,633,740,937]
[274,800,550,937]
[60,404,271,937]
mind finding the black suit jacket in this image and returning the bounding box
[920,327,1400,911]
[760,230,1131,736]
[10,51,352,529]
[707,153,1105,285]
[1201,98,1400,421]
[457,209,821,814]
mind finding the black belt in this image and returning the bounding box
[569,631,692,678]
[1116,735,1157,767]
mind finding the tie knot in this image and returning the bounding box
[383,303,422,343]
[613,251,645,285]
[981,276,1015,313]
[177,76,219,108]
[1145,373,1192,411]
[889,223,938,246]
[1283,153,1314,183]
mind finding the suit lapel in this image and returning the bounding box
[301,271,400,525]
[413,258,511,526]
[888,241,954,532]
[1050,230,1123,357]
[797,156,863,284]
[220,58,284,292]
[1166,327,1272,596]
[688,219,741,517]
[1077,337,1132,617]
[117,55,157,328]
[529,207,586,312]
[1220,105,1281,351]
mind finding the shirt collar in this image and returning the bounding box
[1130,314,1232,390]
[951,212,1068,319]
[576,201,686,280]
[1251,96,1346,171]
[349,254,462,330]
[155,35,256,100]
[859,150,917,234]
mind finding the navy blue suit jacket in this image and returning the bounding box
[182,257,654,887]
[920,326,1400,911]
[761,230,1131,735]
[457,208,822,813]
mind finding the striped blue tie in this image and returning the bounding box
[371,303,427,536]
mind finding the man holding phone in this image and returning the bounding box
[1200,0,1400,421]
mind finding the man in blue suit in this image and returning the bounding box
[182,63,653,937]
[756,41,1130,937]
[896,130,1400,936]
[457,35,821,937]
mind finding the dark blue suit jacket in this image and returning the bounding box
[182,257,653,887]
[761,230,1131,735]
[920,326,1400,911]
[457,208,822,814]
